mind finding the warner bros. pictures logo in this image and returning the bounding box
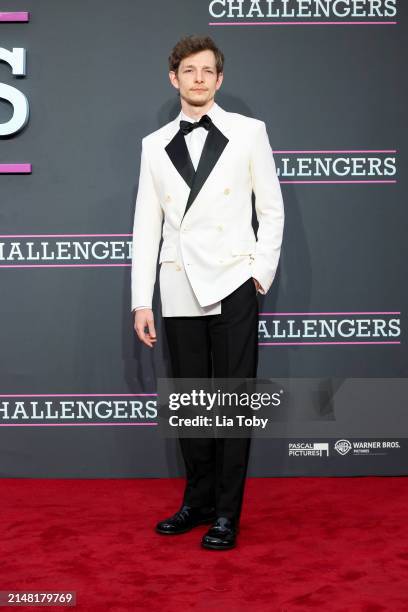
[334,439,352,455]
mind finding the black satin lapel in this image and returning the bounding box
[165,130,195,189]
[182,125,229,221]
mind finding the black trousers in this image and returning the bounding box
[163,276,259,523]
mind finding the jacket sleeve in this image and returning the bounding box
[249,121,285,295]
[130,138,163,311]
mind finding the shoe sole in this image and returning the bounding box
[155,517,216,535]
[201,541,236,550]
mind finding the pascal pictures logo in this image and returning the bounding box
[209,0,398,25]
[288,442,329,457]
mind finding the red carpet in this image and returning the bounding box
[2,477,408,611]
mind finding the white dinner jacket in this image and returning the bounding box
[130,101,284,317]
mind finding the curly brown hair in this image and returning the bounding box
[168,35,224,75]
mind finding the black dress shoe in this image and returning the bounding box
[201,516,237,550]
[155,505,216,535]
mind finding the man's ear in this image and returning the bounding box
[216,72,224,90]
[169,70,179,90]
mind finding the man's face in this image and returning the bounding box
[169,49,223,107]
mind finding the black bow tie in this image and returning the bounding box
[179,114,213,135]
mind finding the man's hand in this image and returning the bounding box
[252,277,262,293]
[133,308,157,348]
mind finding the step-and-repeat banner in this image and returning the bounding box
[1,1,406,477]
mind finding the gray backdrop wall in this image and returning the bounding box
[0,0,407,477]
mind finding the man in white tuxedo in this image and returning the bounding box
[131,35,284,549]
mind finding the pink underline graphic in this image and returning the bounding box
[0,263,131,268]
[0,12,29,22]
[0,393,157,397]
[259,312,400,316]
[209,21,397,26]
[0,422,158,427]
[0,233,132,238]
[274,149,397,154]
[279,180,396,184]
[259,341,400,346]
[0,164,31,173]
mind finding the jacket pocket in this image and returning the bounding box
[159,244,177,263]
[231,240,256,256]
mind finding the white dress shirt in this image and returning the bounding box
[180,106,211,171]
